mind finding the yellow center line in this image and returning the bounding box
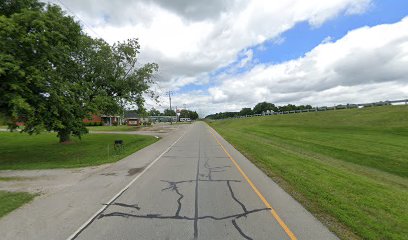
[208,127,298,240]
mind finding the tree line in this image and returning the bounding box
[205,101,313,119]
[148,108,199,120]
[0,0,158,142]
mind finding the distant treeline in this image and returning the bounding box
[205,102,313,119]
[128,108,199,120]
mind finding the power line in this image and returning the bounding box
[54,0,103,39]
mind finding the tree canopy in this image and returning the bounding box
[0,0,43,17]
[205,102,314,119]
[163,109,176,116]
[239,108,253,116]
[253,101,277,114]
[179,109,199,120]
[149,107,161,116]
[0,0,158,142]
[204,112,239,120]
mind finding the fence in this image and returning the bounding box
[214,99,408,120]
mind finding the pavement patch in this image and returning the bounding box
[127,167,145,176]
[100,173,117,176]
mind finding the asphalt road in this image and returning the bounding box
[69,122,338,240]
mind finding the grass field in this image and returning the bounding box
[0,191,35,218]
[0,132,158,169]
[87,125,143,132]
[0,177,24,182]
[209,105,408,240]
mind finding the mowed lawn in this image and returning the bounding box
[0,191,35,218]
[87,125,142,132]
[0,132,158,169]
[209,105,408,240]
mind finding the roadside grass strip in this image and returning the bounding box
[0,191,36,218]
[86,125,142,132]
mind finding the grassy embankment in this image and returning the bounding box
[209,105,408,240]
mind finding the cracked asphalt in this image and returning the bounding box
[71,122,338,240]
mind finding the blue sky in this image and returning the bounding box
[179,0,408,95]
[252,0,408,64]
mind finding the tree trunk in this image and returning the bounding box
[59,131,71,143]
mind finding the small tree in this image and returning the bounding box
[239,108,253,116]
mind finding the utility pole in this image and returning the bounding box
[166,91,173,125]
[175,106,178,122]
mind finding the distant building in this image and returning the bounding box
[124,112,141,126]
[83,115,102,124]
[101,115,121,126]
[83,114,122,126]
[179,118,191,122]
[150,116,177,123]
[126,118,141,126]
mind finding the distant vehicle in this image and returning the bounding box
[180,118,191,122]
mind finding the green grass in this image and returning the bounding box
[87,125,142,132]
[209,105,408,240]
[0,191,35,218]
[0,177,25,182]
[0,132,158,169]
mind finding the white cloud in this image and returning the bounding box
[46,0,407,117]
[205,17,408,114]
[321,36,333,44]
[49,0,372,90]
[238,49,254,68]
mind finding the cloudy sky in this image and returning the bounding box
[47,0,408,116]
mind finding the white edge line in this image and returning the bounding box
[66,131,187,240]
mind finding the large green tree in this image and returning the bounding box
[239,107,253,116]
[0,0,158,142]
[163,109,176,116]
[179,109,199,120]
[0,0,43,17]
[149,108,161,116]
[253,101,277,114]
